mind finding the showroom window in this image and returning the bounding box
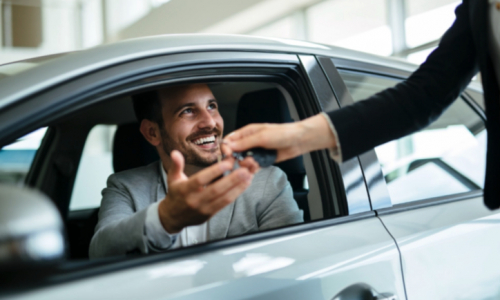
[405,0,460,48]
[0,127,47,185]
[306,0,391,56]
[339,70,486,204]
[249,15,298,40]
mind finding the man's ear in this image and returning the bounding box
[139,119,161,147]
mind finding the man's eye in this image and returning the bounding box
[181,108,193,115]
[208,103,217,110]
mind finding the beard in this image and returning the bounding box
[160,127,221,167]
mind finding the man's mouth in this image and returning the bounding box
[192,135,218,149]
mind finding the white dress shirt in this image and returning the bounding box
[144,165,208,250]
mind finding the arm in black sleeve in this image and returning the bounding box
[328,0,479,161]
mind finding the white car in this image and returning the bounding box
[0,34,498,300]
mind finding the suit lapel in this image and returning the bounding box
[208,201,235,241]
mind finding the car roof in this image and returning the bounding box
[0,34,417,110]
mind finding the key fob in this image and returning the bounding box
[240,147,277,168]
[221,147,277,177]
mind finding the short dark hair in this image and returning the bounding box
[132,90,164,125]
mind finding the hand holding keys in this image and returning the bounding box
[219,147,277,176]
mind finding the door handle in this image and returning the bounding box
[331,283,397,300]
[376,293,397,300]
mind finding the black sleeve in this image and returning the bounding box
[327,0,479,161]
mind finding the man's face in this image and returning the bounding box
[159,84,223,167]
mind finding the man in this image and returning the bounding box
[89,83,303,258]
[225,0,500,210]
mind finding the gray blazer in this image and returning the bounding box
[89,161,303,258]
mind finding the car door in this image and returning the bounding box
[319,56,500,300]
[3,49,404,300]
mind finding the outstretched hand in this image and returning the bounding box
[158,150,255,234]
[223,114,337,163]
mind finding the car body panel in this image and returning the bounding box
[12,217,404,300]
[378,197,500,299]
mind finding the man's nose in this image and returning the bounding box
[197,109,217,129]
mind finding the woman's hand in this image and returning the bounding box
[223,114,337,163]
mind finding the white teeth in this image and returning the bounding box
[193,136,216,145]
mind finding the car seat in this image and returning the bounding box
[113,122,159,173]
[236,88,310,221]
[71,123,159,259]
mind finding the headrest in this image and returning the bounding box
[236,88,293,127]
[236,88,305,175]
[112,123,159,173]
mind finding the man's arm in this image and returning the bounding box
[90,151,257,258]
[89,175,150,258]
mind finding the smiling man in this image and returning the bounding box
[89,83,303,258]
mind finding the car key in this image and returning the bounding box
[219,147,277,177]
[237,147,277,168]
[224,147,277,175]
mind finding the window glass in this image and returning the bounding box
[0,127,47,185]
[340,70,486,204]
[70,125,116,211]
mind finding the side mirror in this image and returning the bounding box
[0,184,65,264]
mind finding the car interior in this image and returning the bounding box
[10,81,321,260]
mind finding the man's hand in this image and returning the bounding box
[158,150,254,234]
[223,114,337,163]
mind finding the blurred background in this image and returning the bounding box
[0,0,460,65]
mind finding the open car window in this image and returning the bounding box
[62,80,331,260]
